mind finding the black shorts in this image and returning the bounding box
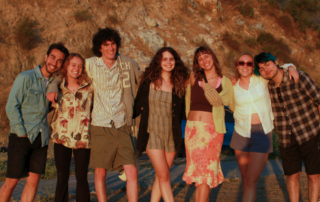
[279,134,320,176]
[7,133,48,179]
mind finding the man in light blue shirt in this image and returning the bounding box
[0,43,69,202]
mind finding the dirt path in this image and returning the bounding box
[79,173,308,202]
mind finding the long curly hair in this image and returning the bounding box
[192,46,222,81]
[234,52,254,81]
[140,47,190,98]
[59,53,91,85]
[92,27,121,57]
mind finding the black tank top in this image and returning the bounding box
[190,80,222,112]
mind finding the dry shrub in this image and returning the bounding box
[107,14,118,25]
[79,45,95,59]
[224,51,236,70]
[316,41,320,49]
[191,38,208,47]
[15,18,41,51]
[26,55,36,71]
[221,0,241,6]
[305,44,314,53]
[245,36,257,48]
[239,3,254,18]
[221,31,240,51]
[73,9,92,22]
[257,32,291,63]
[277,15,293,36]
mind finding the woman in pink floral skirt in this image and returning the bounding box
[183,46,235,202]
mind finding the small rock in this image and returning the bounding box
[200,24,209,31]
[138,26,144,30]
[188,0,197,9]
[164,18,169,24]
[291,49,298,55]
[188,7,194,13]
[248,22,265,31]
[236,19,245,26]
[193,34,215,44]
[309,58,313,63]
[307,35,313,41]
[205,15,212,22]
[217,1,223,12]
[137,30,164,53]
[145,17,157,27]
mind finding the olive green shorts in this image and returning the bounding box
[89,124,136,170]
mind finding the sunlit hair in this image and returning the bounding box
[254,52,277,76]
[59,53,91,85]
[193,46,222,81]
[140,47,190,98]
[234,52,254,80]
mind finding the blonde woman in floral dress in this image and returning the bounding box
[50,53,93,202]
[183,46,235,202]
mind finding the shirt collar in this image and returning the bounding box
[97,55,119,70]
[35,65,54,82]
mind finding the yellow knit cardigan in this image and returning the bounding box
[185,75,235,134]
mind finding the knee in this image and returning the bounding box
[307,174,319,183]
[244,176,259,187]
[287,172,300,183]
[124,165,138,181]
[157,171,170,183]
[2,179,19,190]
[95,168,106,180]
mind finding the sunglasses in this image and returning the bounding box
[238,61,254,67]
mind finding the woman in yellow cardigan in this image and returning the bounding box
[182,46,235,202]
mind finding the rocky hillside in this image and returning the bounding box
[0,0,319,142]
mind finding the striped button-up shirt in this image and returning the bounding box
[86,57,126,128]
[268,68,320,148]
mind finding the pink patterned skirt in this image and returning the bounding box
[182,120,225,188]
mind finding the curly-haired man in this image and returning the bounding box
[47,27,141,202]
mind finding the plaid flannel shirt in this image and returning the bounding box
[268,68,320,148]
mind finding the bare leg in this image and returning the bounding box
[307,174,319,202]
[195,183,210,202]
[123,164,138,202]
[150,151,176,202]
[95,168,107,202]
[286,172,300,202]
[146,149,174,202]
[243,152,269,202]
[234,150,249,195]
[0,178,19,202]
[21,172,41,202]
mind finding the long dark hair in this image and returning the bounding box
[140,47,190,97]
[192,46,222,81]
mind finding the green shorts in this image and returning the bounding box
[89,124,136,170]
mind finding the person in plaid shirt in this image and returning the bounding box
[254,52,320,202]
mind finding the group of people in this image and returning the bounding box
[0,26,319,202]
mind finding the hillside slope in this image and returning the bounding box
[0,0,319,142]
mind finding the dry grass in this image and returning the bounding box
[191,38,208,47]
[107,14,119,25]
[73,9,92,22]
[277,15,294,36]
[224,51,236,70]
[244,36,257,48]
[221,31,240,51]
[79,45,95,59]
[316,41,320,49]
[239,3,254,18]
[15,18,41,51]
[257,32,292,63]
[305,44,314,53]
